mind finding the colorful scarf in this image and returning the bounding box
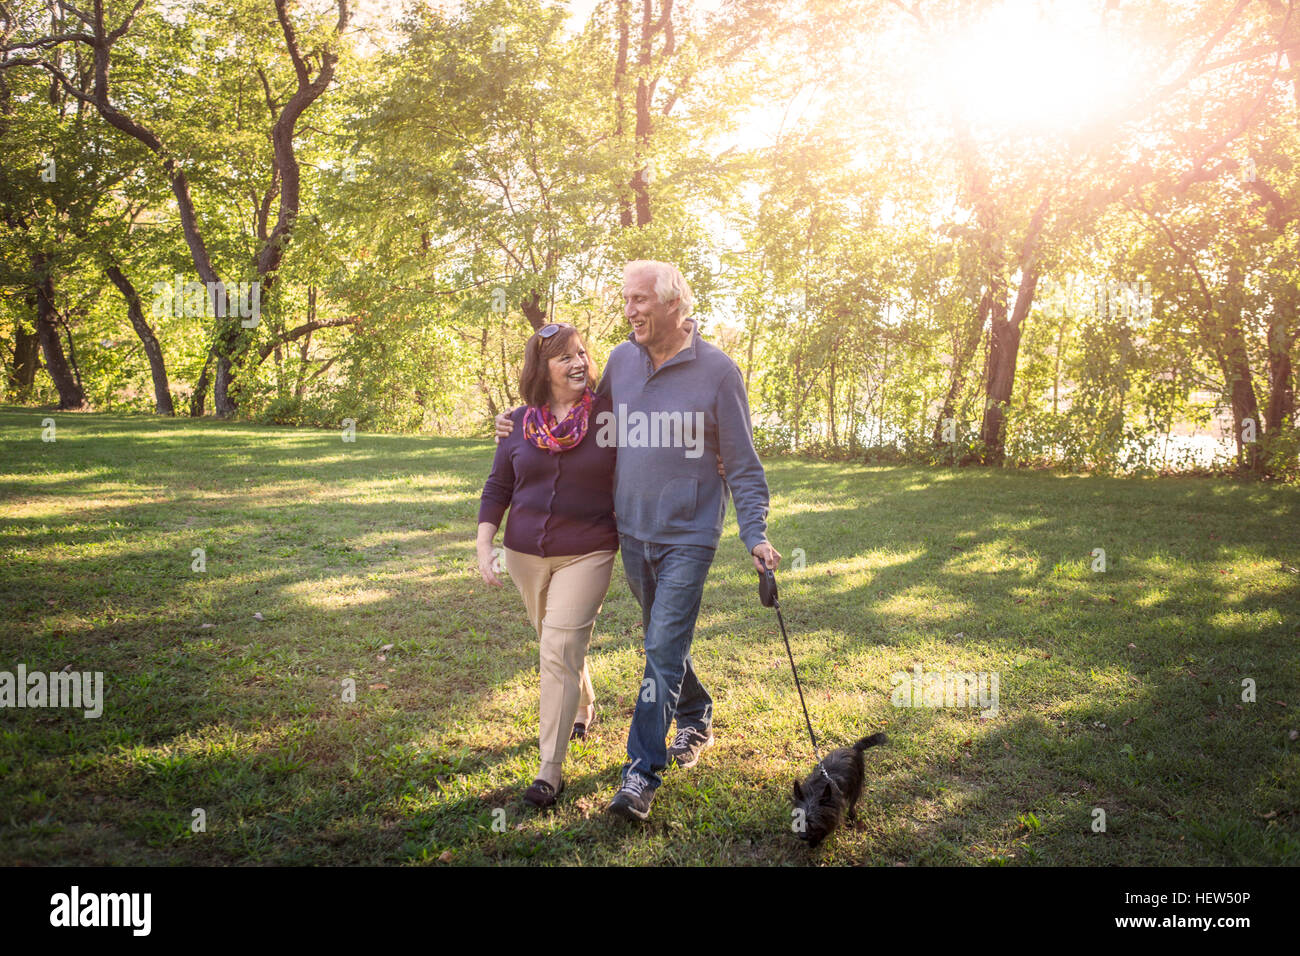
[523,387,593,454]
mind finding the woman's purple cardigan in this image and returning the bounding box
[477,392,618,558]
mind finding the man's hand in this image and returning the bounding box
[752,541,781,572]
[493,411,513,444]
[716,454,725,478]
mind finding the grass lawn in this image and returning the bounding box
[1,405,1298,866]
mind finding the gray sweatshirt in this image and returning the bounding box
[594,320,770,553]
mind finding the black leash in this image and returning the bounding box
[759,567,836,789]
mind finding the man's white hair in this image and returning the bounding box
[624,260,694,320]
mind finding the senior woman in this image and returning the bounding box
[476,322,617,809]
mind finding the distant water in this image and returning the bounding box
[755,415,1251,471]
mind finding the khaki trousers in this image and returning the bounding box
[504,548,616,768]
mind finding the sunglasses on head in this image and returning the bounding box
[535,323,580,350]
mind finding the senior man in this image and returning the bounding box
[496,259,779,821]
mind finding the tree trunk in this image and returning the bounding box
[847,375,858,455]
[1053,312,1067,416]
[32,254,85,409]
[294,289,315,399]
[620,1,674,228]
[932,286,990,446]
[214,353,237,417]
[1264,296,1295,436]
[61,312,84,397]
[294,329,313,399]
[614,0,633,227]
[793,349,802,450]
[521,289,548,330]
[632,2,657,227]
[827,333,837,448]
[477,321,498,418]
[879,333,890,447]
[105,264,174,415]
[1220,318,1263,472]
[979,270,1039,463]
[10,306,40,399]
[191,348,216,417]
[744,308,757,394]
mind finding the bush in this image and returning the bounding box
[1260,423,1300,482]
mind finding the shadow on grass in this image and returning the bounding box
[2,407,1297,864]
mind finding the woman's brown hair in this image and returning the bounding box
[518,324,601,409]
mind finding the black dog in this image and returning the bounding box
[791,732,887,848]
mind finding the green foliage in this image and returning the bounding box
[0,0,1296,477]
[1258,423,1300,482]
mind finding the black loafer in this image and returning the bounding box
[570,704,598,740]
[523,778,565,809]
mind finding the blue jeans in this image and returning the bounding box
[619,532,716,788]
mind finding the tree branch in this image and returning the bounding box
[256,315,357,362]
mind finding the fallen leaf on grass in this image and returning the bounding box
[369,683,388,690]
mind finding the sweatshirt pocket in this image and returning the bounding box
[657,477,699,526]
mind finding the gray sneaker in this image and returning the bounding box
[667,725,714,768]
[608,772,656,821]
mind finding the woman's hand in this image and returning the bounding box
[477,541,504,586]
